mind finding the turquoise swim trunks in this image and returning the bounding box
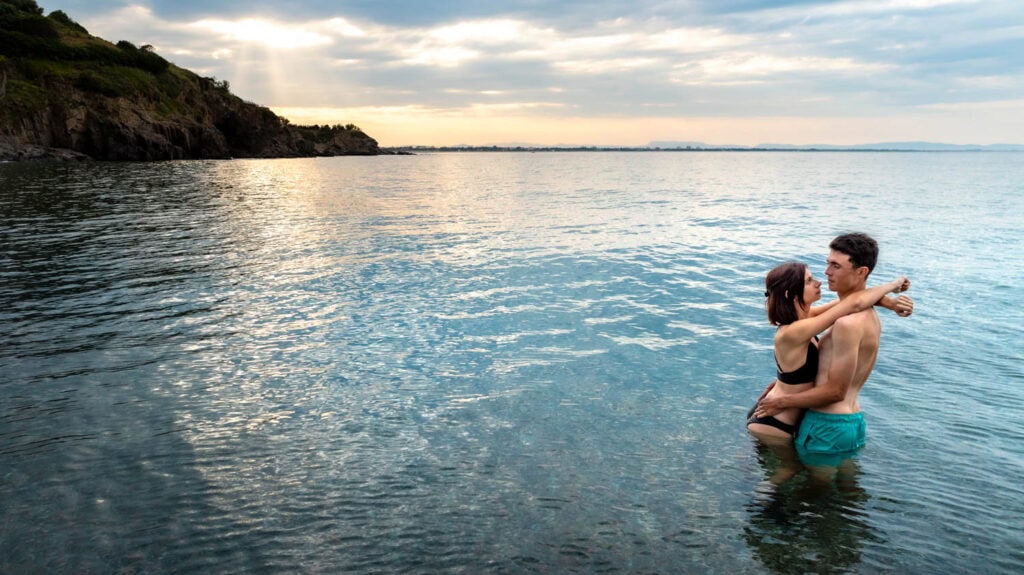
[794,411,866,467]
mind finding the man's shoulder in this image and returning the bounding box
[833,309,882,350]
[837,307,878,325]
[833,309,877,332]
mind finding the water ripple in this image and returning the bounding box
[1,154,1022,573]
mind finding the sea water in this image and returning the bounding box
[1,152,1022,573]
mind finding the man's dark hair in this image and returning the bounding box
[830,233,878,275]
[765,261,807,326]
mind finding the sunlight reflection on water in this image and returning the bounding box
[1,152,1022,573]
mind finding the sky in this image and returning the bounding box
[40,0,1024,147]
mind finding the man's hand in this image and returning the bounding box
[893,295,914,317]
[754,395,785,418]
[878,294,914,316]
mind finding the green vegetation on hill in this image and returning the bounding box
[0,0,383,160]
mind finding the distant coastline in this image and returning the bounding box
[387,143,1024,154]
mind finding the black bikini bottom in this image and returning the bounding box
[746,402,799,436]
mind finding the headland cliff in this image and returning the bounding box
[0,0,384,160]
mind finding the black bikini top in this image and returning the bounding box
[776,339,819,384]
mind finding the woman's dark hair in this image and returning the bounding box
[765,262,806,326]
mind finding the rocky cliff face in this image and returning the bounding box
[0,1,384,161]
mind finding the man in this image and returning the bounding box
[755,233,911,467]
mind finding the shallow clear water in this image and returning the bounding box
[1,152,1022,573]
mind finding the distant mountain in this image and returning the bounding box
[649,140,1024,151]
[647,141,737,149]
[0,0,385,160]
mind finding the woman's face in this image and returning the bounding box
[802,267,822,305]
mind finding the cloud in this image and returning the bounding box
[811,0,980,16]
[323,18,366,37]
[673,53,892,85]
[191,18,334,49]
[554,57,664,74]
[748,0,981,21]
[63,0,1024,145]
[918,97,1024,111]
[428,19,536,44]
[399,45,481,67]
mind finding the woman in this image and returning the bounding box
[746,262,909,441]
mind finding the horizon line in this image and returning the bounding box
[382,144,1024,152]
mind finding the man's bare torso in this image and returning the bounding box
[813,308,882,414]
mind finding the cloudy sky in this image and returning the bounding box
[42,0,1024,146]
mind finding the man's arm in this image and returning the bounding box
[755,319,861,415]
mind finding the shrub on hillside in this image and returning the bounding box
[48,9,87,33]
[0,9,58,38]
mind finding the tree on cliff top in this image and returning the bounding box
[48,9,87,33]
[0,0,44,15]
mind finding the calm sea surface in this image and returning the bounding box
[1,152,1022,574]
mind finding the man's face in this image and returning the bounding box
[825,250,862,293]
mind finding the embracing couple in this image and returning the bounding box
[746,232,914,468]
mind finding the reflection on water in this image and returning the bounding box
[744,440,880,574]
[2,153,1023,573]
